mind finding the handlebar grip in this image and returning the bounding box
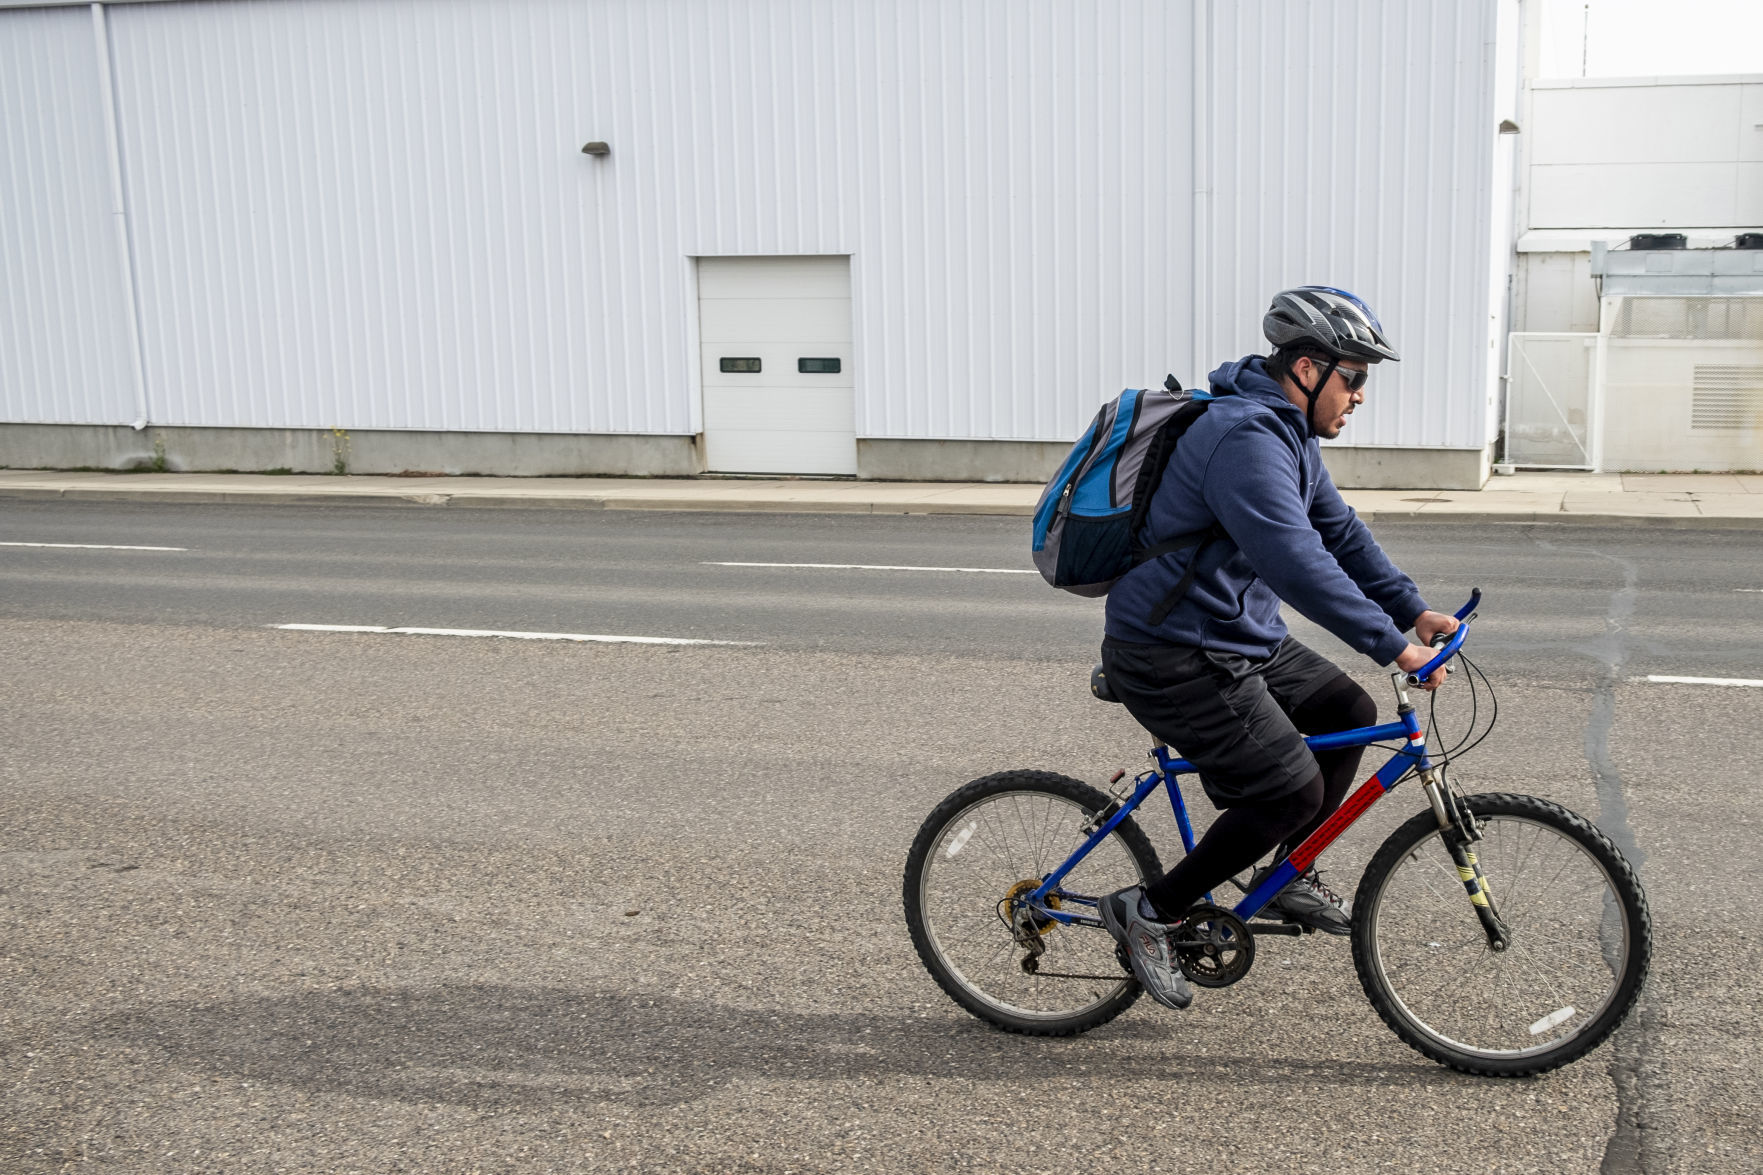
[1408,620,1470,685]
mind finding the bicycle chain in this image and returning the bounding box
[1018,955,1129,981]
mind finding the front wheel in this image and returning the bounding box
[903,770,1162,1036]
[1352,792,1651,1077]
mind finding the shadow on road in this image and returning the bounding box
[73,982,1468,1108]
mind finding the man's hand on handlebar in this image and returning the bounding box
[1395,643,1448,691]
[1413,610,1460,647]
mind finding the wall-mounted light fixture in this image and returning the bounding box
[581,141,610,156]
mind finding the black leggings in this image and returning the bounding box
[1144,675,1378,921]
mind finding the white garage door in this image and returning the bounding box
[698,256,855,475]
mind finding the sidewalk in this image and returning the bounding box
[3,468,1762,528]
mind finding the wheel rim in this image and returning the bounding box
[918,789,1141,1021]
[1366,814,1632,1060]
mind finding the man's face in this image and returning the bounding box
[1298,356,1369,439]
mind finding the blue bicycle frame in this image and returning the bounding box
[1025,591,1481,929]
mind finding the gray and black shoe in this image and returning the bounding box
[1251,866,1351,936]
[1097,886,1194,1010]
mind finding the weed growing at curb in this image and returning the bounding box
[329,427,351,476]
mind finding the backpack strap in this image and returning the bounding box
[1123,397,1210,546]
[1141,523,1229,626]
[1126,383,1233,628]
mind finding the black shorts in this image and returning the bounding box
[1099,636,1351,808]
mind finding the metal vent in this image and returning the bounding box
[1691,366,1763,430]
[1610,297,1763,341]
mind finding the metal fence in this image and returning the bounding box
[1504,332,1598,469]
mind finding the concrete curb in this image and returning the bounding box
[1354,510,1763,531]
[7,481,1763,529]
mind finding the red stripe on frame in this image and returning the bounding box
[1289,777,1386,870]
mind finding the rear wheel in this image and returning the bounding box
[1352,792,1650,1076]
[903,770,1162,1035]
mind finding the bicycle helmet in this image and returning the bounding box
[1262,286,1400,364]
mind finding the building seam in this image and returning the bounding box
[1190,0,1210,369]
[90,1,151,430]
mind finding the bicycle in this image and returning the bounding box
[902,591,1652,1077]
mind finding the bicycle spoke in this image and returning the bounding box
[1032,794,1065,877]
[1363,804,1640,1068]
[913,782,1140,1023]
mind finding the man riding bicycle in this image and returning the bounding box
[1096,286,1458,1011]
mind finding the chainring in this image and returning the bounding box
[1170,903,1256,988]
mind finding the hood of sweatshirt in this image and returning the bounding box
[1207,355,1306,432]
[1102,354,1425,664]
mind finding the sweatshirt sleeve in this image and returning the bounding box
[1307,461,1430,631]
[1199,416,1412,666]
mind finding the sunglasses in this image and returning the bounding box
[1307,357,1369,393]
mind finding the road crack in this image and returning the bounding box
[1537,539,1658,1175]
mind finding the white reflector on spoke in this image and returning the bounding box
[1528,1007,1575,1036]
[945,822,977,858]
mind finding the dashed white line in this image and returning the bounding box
[704,561,1036,575]
[1736,589,1763,593]
[1642,675,1763,688]
[0,541,187,551]
[274,624,756,646]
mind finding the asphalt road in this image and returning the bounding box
[3,501,1760,1173]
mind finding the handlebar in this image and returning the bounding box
[1406,588,1481,686]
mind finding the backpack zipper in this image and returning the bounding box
[1056,405,1113,521]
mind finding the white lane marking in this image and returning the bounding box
[704,561,1036,575]
[280,624,387,633]
[274,624,756,646]
[1643,675,1763,688]
[0,541,187,551]
[1736,589,1763,593]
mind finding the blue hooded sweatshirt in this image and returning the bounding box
[1104,356,1427,665]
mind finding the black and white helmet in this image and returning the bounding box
[1263,286,1400,363]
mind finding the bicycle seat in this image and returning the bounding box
[1090,663,1122,704]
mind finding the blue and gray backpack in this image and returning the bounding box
[1031,375,1227,621]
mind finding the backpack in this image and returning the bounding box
[1031,375,1226,622]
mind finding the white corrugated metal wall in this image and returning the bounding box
[0,5,140,426]
[1198,0,1501,451]
[1,0,1504,452]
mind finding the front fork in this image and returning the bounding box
[1419,767,1512,952]
[1394,669,1511,953]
